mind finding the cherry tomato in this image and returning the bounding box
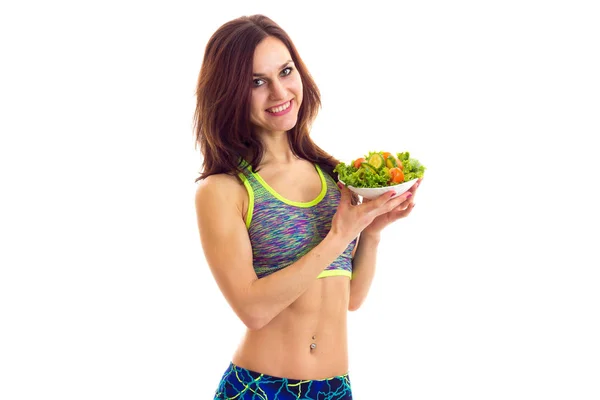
[353,157,365,169]
[389,167,404,183]
[382,152,392,160]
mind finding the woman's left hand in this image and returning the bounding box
[361,178,422,236]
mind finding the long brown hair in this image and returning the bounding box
[193,14,339,183]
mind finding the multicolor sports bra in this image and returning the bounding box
[237,160,357,280]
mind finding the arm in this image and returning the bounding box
[348,232,381,311]
[195,175,348,331]
[346,178,422,311]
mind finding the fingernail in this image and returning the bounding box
[406,193,413,198]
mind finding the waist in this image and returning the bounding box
[232,277,350,379]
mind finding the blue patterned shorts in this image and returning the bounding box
[214,362,353,399]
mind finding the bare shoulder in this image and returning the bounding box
[193,171,257,328]
[195,173,246,214]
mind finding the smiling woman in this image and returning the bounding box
[192,14,421,400]
[249,38,303,136]
[193,14,324,180]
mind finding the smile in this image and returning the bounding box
[266,100,292,115]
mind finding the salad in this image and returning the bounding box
[334,151,426,188]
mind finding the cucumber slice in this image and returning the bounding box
[360,162,379,172]
[367,153,385,169]
[385,156,398,169]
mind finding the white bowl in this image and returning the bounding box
[339,178,419,200]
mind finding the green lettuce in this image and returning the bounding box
[334,151,426,188]
[397,151,426,182]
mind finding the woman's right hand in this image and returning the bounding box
[329,182,413,245]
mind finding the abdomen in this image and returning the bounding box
[232,276,351,380]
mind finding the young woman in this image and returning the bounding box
[193,14,421,399]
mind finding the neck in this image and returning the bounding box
[258,131,298,166]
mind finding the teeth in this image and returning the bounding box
[267,101,291,113]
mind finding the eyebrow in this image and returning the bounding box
[253,60,294,78]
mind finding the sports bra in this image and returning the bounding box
[237,160,356,279]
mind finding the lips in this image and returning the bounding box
[266,100,292,114]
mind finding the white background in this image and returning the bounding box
[1,0,599,399]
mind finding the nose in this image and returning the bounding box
[269,79,287,100]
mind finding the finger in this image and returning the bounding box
[387,192,413,212]
[390,202,416,220]
[368,191,413,215]
[337,182,353,206]
[396,200,414,212]
[363,190,396,212]
[408,179,421,195]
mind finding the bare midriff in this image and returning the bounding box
[231,275,351,380]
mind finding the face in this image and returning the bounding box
[249,36,303,136]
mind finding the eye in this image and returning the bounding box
[253,78,265,87]
[281,67,293,76]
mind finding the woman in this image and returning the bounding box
[193,14,421,399]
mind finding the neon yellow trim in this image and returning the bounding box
[237,173,254,229]
[317,269,352,279]
[252,164,327,208]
